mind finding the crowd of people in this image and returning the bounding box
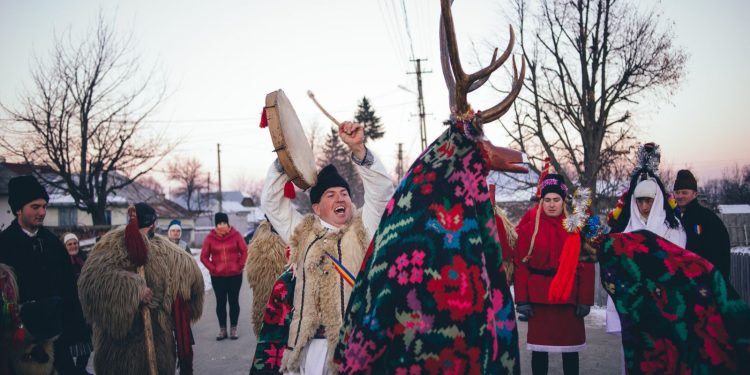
[0,123,745,374]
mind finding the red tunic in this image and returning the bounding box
[513,208,595,351]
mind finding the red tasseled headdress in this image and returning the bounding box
[125,206,148,266]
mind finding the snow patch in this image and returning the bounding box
[732,247,750,255]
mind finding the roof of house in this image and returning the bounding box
[718,204,750,214]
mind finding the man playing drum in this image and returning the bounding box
[261,120,394,374]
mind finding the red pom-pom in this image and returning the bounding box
[125,206,148,266]
[259,107,268,129]
[548,231,582,302]
[283,181,296,199]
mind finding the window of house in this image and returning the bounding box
[59,207,77,227]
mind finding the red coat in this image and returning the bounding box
[200,227,248,277]
[513,208,595,305]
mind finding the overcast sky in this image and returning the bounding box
[1,0,749,195]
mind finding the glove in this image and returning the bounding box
[575,304,591,318]
[516,303,534,319]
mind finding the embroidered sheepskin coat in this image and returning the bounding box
[280,214,368,373]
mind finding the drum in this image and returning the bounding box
[265,89,317,190]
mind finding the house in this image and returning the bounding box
[182,191,263,246]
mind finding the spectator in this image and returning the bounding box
[62,233,93,374]
[0,175,80,374]
[673,169,732,278]
[200,212,248,340]
[167,219,191,254]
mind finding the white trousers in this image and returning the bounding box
[284,339,329,375]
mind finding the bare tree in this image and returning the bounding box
[167,157,208,213]
[0,14,169,224]
[231,172,264,206]
[136,174,165,196]
[496,0,687,210]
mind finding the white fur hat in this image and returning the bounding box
[634,179,658,199]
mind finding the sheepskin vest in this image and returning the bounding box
[281,214,368,373]
[245,220,288,336]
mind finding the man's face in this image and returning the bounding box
[636,197,655,217]
[542,193,564,218]
[313,187,352,228]
[168,228,182,241]
[674,189,698,208]
[16,198,47,230]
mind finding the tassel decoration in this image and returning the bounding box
[283,181,296,199]
[548,231,582,302]
[259,108,268,129]
[125,206,148,267]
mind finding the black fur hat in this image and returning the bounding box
[8,175,49,214]
[310,164,350,204]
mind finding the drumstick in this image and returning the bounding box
[307,90,341,127]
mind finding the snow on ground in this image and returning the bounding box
[192,249,212,292]
[585,305,607,328]
[732,246,750,255]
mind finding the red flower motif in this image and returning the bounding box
[426,171,437,182]
[437,142,456,158]
[411,250,425,266]
[429,204,464,232]
[424,337,480,375]
[639,337,678,374]
[694,304,735,369]
[413,164,424,174]
[610,233,649,258]
[263,344,285,368]
[427,255,485,321]
[420,183,433,195]
[651,285,678,321]
[264,281,291,326]
[660,239,710,278]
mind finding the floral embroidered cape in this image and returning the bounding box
[601,230,749,374]
[334,121,519,374]
[250,269,294,374]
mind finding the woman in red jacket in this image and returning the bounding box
[514,174,595,375]
[201,212,248,340]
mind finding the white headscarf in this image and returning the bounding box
[624,178,686,247]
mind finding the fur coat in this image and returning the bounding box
[78,228,204,375]
[280,214,368,373]
[245,220,288,336]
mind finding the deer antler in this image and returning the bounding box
[440,0,525,123]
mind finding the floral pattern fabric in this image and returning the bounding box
[250,269,294,374]
[600,230,750,374]
[334,121,519,374]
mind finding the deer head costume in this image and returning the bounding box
[335,1,526,373]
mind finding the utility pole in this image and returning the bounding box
[408,58,431,150]
[217,143,223,213]
[396,142,404,181]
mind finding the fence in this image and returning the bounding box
[727,225,749,247]
[730,250,750,305]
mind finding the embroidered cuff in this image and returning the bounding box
[351,147,374,168]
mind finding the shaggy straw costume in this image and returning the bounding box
[245,220,288,336]
[78,227,204,375]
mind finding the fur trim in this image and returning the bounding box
[78,228,204,375]
[281,215,368,373]
[245,221,287,336]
